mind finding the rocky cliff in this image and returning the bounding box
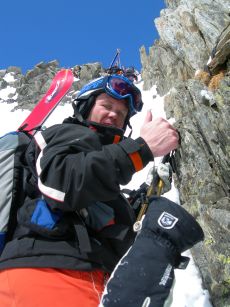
[140,1,230,306]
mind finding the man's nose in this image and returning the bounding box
[108,110,118,118]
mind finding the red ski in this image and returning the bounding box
[18,69,74,134]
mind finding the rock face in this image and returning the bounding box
[141,1,230,306]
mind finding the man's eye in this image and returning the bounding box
[102,104,111,110]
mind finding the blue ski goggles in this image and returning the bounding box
[78,75,143,116]
[105,75,143,116]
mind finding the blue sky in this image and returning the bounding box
[1,0,165,74]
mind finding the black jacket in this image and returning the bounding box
[0,118,153,273]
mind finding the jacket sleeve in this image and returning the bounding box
[35,123,153,211]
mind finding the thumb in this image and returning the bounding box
[143,110,152,125]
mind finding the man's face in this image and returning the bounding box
[87,93,129,129]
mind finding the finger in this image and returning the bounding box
[143,110,152,125]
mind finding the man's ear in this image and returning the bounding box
[80,96,97,120]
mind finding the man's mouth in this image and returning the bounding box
[102,121,115,126]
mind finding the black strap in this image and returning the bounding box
[18,124,42,133]
[72,213,92,253]
[73,223,92,253]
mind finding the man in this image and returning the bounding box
[0,74,202,306]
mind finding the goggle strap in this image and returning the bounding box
[127,121,133,137]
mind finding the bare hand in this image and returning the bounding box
[140,111,179,157]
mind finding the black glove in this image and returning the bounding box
[100,197,204,307]
[142,196,204,255]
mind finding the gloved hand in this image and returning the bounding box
[140,196,204,255]
[145,162,172,194]
[100,197,204,307]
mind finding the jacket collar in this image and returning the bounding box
[63,116,124,145]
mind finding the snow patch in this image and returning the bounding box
[171,251,212,307]
[207,56,212,65]
[0,104,30,136]
[0,86,17,100]
[3,73,16,83]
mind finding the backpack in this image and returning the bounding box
[0,130,38,254]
